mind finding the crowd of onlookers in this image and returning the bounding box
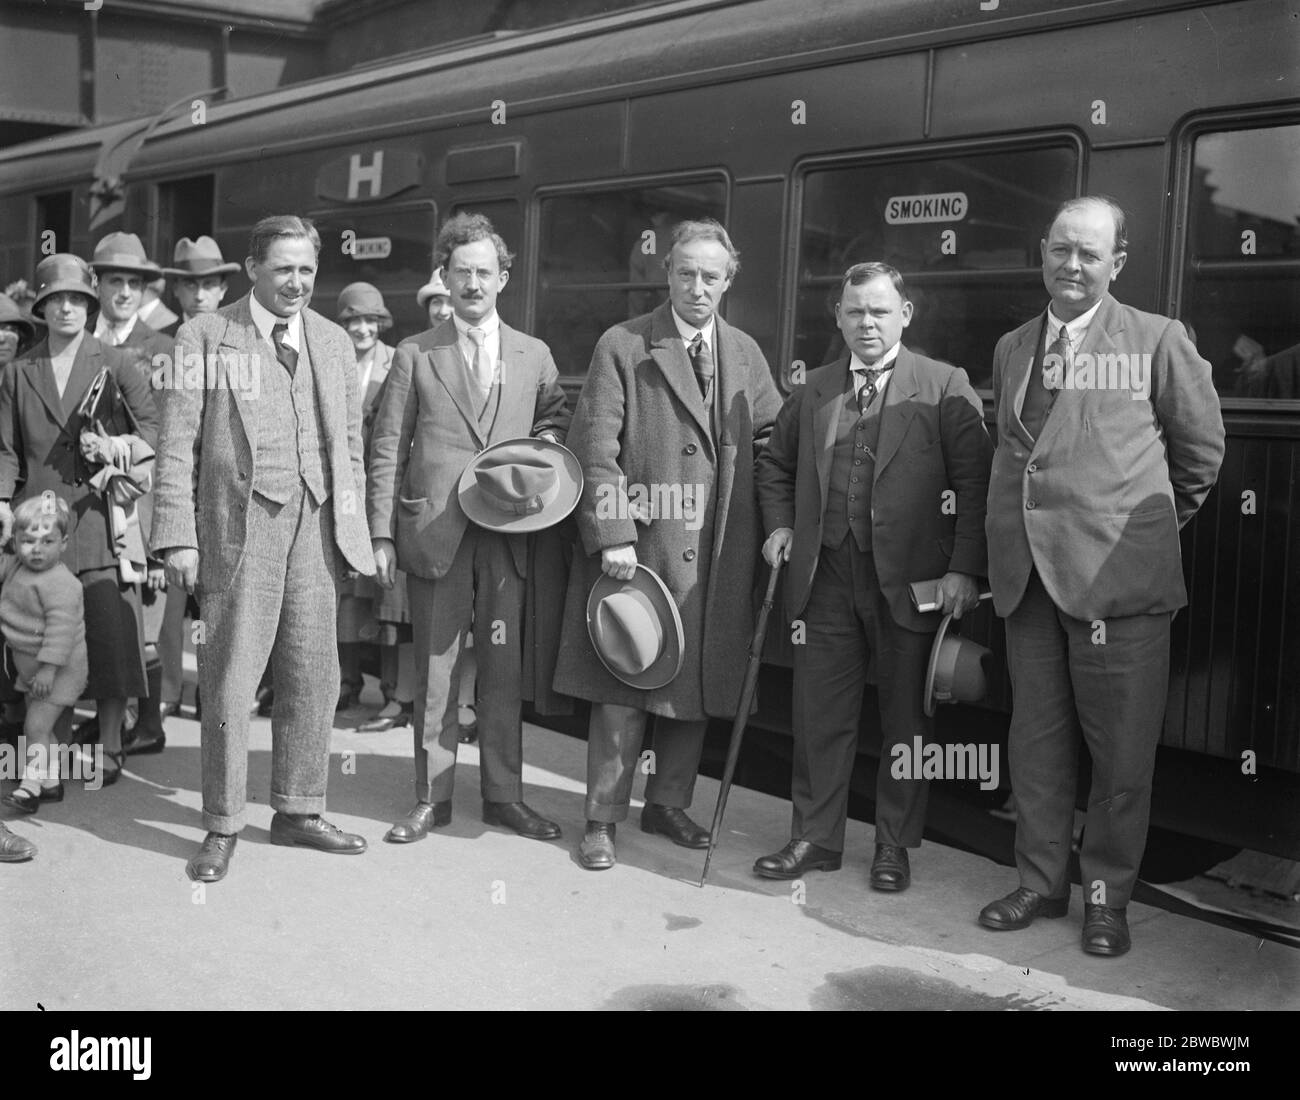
[0,234,477,862]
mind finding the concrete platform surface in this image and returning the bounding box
[2,709,1296,1011]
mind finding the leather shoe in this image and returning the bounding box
[1082,904,1131,956]
[979,886,1070,930]
[40,782,64,803]
[268,812,367,854]
[3,787,40,814]
[384,801,451,843]
[159,700,181,721]
[870,843,911,891]
[578,821,616,870]
[753,839,842,880]
[482,800,561,840]
[0,822,36,862]
[123,726,165,756]
[359,700,412,732]
[640,802,710,849]
[187,832,236,882]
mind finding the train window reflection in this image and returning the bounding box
[1181,122,1300,400]
[310,200,437,343]
[794,144,1078,390]
[536,179,727,378]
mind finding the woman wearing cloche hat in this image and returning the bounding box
[0,254,159,788]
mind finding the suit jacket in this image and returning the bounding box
[150,294,375,595]
[986,293,1225,621]
[0,334,159,575]
[552,302,783,718]
[756,346,992,630]
[367,317,571,581]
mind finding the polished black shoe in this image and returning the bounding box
[3,787,40,814]
[255,686,274,718]
[482,800,561,840]
[187,832,236,883]
[979,886,1070,930]
[1082,904,1131,957]
[93,750,124,788]
[269,812,367,854]
[870,843,911,892]
[578,821,616,870]
[0,822,36,862]
[358,700,413,732]
[159,700,182,721]
[123,726,165,756]
[384,801,451,843]
[39,782,64,803]
[640,803,710,849]
[753,839,843,880]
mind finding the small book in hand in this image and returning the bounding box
[909,577,993,614]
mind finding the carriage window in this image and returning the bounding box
[450,199,522,330]
[1181,123,1300,400]
[794,144,1078,389]
[310,201,437,344]
[536,179,727,379]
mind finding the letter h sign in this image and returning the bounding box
[348,152,384,201]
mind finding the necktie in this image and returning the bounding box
[1043,325,1071,392]
[468,327,492,393]
[688,332,714,400]
[272,322,297,376]
[855,368,882,415]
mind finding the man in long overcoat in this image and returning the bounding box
[554,218,782,869]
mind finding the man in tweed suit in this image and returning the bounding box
[153,215,376,883]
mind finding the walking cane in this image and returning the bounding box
[698,557,783,887]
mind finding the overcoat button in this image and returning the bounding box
[1026,500,1037,510]
[683,443,697,455]
[1027,463,1038,473]
[683,548,696,561]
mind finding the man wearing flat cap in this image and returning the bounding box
[554,217,783,870]
[368,212,571,845]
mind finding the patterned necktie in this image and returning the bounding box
[855,368,882,415]
[688,332,714,399]
[1043,324,1071,392]
[271,322,297,376]
[468,326,492,393]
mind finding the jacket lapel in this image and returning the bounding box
[429,328,485,449]
[648,304,712,450]
[19,340,67,431]
[812,357,849,518]
[497,323,530,441]
[874,347,919,477]
[1007,314,1043,448]
[220,296,260,453]
[1032,295,1124,455]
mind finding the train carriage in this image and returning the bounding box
[1,0,1296,860]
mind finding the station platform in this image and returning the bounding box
[1,704,1296,1013]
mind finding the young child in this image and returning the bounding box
[1,493,89,812]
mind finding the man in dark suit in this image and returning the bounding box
[368,213,571,845]
[153,215,377,883]
[753,263,992,889]
[979,196,1224,955]
[554,218,782,870]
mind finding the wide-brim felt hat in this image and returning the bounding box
[457,437,583,534]
[924,612,993,718]
[31,254,100,319]
[163,235,240,278]
[587,565,685,691]
[90,231,162,278]
[416,267,451,307]
[336,281,393,330]
[0,293,37,342]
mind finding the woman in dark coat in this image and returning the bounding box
[0,254,158,785]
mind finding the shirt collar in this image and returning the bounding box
[248,292,301,349]
[1047,298,1103,346]
[850,340,902,378]
[453,310,500,339]
[671,307,716,348]
[95,313,137,344]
